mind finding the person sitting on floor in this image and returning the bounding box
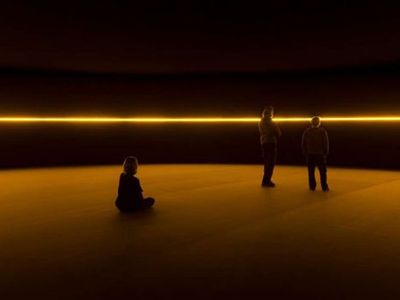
[115,156,155,212]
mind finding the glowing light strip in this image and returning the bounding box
[0,117,259,123]
[0,116,400,123]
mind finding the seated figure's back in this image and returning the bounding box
[116,173,143,209]
[115,156,155,212]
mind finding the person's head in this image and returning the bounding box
[123,156,138,175]
[262,106,274,119]
[311,116,321,127]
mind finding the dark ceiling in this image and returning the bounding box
[1,1,400,74]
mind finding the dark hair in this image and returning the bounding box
[123,156,138,175]
[263,106,274,113]
[262,106,274,118]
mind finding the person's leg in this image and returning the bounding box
[143,197,155,208]
[262,144,270,184]
[307,156,317,190]
[262,144,276,186]
[267,144,277,182]
[318,156,328,191]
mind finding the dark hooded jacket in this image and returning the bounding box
[302,126,329,155]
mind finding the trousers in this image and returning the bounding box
[307,155,328,189]
[262,143,277,183]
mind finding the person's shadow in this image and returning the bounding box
[113,208,157,225]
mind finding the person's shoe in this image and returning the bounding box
[322,185,330,192]
[262,181,276,188]
[309,186,316,191]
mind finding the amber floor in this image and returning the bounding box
[1,165,400,299]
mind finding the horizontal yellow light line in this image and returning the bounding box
[0,117,259,123]
[318,117,400,122]
[0,116,400,123]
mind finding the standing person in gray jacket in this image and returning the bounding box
[302,116,329,191]
[259,106,282,187]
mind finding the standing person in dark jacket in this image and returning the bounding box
[115,156,155,212]
[302,116,330,191]
[259,106,282,187]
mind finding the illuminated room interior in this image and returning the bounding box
[2,2,400,299]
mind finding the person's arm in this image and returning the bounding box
[323,129,329,155]
[118,174,126,196]
[258,120,264,135]
[137,179,143,193]
[274,122,282,137]
[133,178,144,200]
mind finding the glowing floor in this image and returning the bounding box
[1,165,400,299]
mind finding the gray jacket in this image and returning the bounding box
[259,118,282,144]
[302,126,329,155]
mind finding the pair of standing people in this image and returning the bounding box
[259,106,329,191]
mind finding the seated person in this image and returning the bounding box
[115,156,155,212]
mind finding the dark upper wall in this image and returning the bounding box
[1,1,400,74]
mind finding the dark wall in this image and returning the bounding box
[1,123,399,169]
[1,71,399,169]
